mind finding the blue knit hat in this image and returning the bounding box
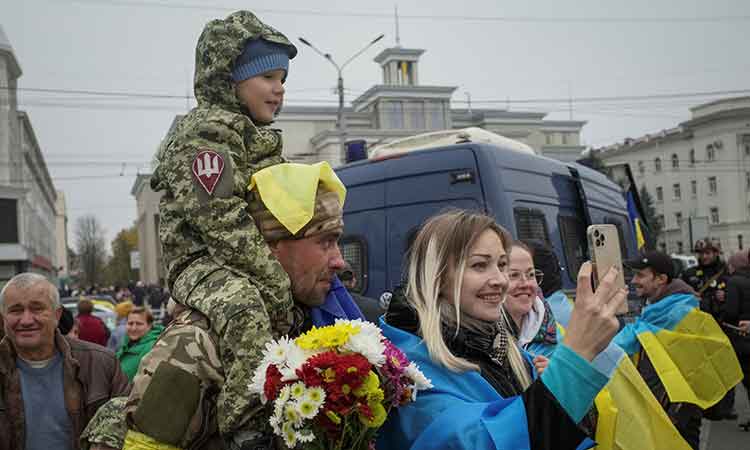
[232,38,295,82]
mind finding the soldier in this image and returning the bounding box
[129,9,299,447]
[680,238,736,421]
[681,238,729,322]
[82,162,355,449]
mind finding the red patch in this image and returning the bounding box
[192,150,225,195]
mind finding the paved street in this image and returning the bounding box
[702,384,750,450]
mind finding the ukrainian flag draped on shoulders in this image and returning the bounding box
[613,287,742,409]
[547,290,693,450]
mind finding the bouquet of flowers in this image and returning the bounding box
[249,319,432,449]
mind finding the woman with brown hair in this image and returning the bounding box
[115,307,163,381]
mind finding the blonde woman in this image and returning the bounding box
[380,210,626,449]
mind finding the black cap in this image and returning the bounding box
[625,250,675,279]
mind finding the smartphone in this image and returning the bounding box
[586,224,628,314]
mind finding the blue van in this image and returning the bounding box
[334,134,639,306]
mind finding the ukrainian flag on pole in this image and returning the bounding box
[626,190,646,250]
[547,292,691,450]
[614,293,742,409]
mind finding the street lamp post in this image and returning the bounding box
[299,34,384,163]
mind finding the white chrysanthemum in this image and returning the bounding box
[405,362,433,391]
[269,412,282,435]
[282,422,297,448]
[297,429,316,443]
[265,336,294,365]
[280,344,309,381]
[304,386,326,408]
[278,385,292,403]
[294,398,320,419]
[284,404,302,427]
[248,360,271,403]
[290,382,306,400]
[340,319,386,366]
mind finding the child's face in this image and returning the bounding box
[235,69,286,123]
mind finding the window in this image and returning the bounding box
[637,161,645,175]
[656,214,665,229]
[340,237,367,293]
[691,180,697,197]
[384,101,404,129]
[558,215,586,282]
[659,242,667,252]
[707,144,716,162]
[746,172,750,191]
[671,153,679,169]
[710,207,720,224]
[708,176,717,195]
[675,212,683,226]
[0,199,19,243]
[545,133,552,145]
[739,234,744,250]
[677,241,684,254]
[514,207,551,244]
[604,217,628,260]
[561,133,569,145]
[654,157,662,172]
[656,186,663,202]
[689,149,696,165]
[673,183,681,200]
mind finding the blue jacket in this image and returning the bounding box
[377,319,607,449]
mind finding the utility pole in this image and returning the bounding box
[299,34,385,164]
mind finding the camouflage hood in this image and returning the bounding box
[193,10,297,113]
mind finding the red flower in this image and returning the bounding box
[263,364,283,402]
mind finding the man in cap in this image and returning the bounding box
[623,250,705,448]
[680,239,737,420]
[82,162,364,450]
[682,238,728,321]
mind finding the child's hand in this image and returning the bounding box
[533,355,549,376]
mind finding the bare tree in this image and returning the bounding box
[74,215,107,288]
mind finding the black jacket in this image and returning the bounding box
[385,288,588,450]
[725,268,750,357]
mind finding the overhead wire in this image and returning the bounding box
[66,0,750,24]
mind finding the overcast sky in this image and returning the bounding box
[2,0,749,248]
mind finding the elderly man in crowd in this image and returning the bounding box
[82,162,364,450]
[0,273,130,450]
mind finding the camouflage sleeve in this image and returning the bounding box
[80,397,129,450]
[162,118,290,301]
[125,310,224,448]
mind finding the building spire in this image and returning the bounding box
[395,4,401,47]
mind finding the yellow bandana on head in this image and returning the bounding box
[248,162,347,234]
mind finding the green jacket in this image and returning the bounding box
[116,324,164,381]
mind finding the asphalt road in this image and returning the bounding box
[702,384,750,450]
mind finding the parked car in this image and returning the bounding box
[335,128,641,316]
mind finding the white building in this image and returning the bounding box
[0,26,58,285]
[594,96,750,255]
[276,45,586,165]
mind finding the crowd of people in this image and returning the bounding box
[1,9,748,450]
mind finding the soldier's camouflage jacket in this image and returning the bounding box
[140,9,298,446]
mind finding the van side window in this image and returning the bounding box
[513,207,551,244]
[603,217,628,260]
[558,215,586,282]
[340,237,367,294]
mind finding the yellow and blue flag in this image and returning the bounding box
[613,293,742,409]
[547,290,692,450]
